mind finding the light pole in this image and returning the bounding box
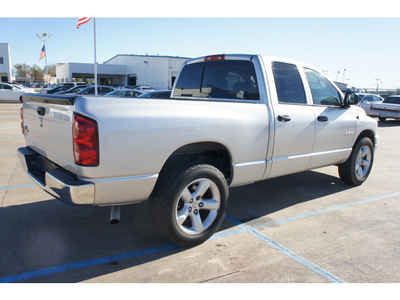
[36,33,51,87]
[375,78,380,93]
[335,71,340,81]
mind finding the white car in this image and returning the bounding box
[369,95,400,121]
[0,83,36,102]
[357,93,384,116]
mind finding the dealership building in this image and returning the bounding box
[0,43,12,82]
[56,54,190,89]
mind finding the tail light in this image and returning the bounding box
[73,114,99,166]
[20,107,24,134]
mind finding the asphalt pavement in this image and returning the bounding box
[1,102,400,285]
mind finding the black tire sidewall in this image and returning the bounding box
[347,137,374,185]
[158,164,229,247]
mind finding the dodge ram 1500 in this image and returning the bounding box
[18,54,378,246]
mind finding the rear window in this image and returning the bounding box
[383,97,400,104]
[174,60,259,100]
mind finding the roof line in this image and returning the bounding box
[104,54,191,64]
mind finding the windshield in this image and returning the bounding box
[105,90,120,96]
[76,87,93,94]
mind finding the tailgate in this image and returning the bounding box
[22,93,77,168]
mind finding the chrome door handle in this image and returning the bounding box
[317,116,328,122]
[277,115,291,122]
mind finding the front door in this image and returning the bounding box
[303,68,356,169]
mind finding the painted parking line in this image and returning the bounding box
[0,190,399,283]
[0,137,23,139]
[251,190,400,230]
[0,244,179,283]
[225,214,346,283]
[0,184,36,190]
[0,154,17,156]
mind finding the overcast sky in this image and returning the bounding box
[2,0,399,89]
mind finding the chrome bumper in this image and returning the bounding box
[17,147,94,205]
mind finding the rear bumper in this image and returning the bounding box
[17,147,94,205]
[17,147,159,206]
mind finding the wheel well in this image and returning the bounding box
[355,130,376,148]
[159,142,232,183]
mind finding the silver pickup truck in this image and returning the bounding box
[18,54,378,247]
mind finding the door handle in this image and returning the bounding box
[277,115,291,122]
[317,116,328,122]
[37,107,46,116]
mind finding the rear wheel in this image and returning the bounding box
[338,137,374,185]
[150,163,229,247]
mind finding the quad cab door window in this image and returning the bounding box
[304,68,341,106]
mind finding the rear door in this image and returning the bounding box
[267,61,316,178]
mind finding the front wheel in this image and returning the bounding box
[150,164,229,247]
[338,137,374,185]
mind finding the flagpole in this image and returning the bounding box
[93,18,98,96]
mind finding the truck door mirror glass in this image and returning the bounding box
[343,92,359,107]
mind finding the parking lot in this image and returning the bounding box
[1,101,400,284]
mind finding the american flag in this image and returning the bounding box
[77,17,92,29]
[39,46,45,60]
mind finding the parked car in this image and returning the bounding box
[0,82,36,102]
[40,82,87,94]
[65,85,115,96]
[105,89,145,97]
[55,85,88,94]
[138,90,171,99]
[115,85,137,90]
[357,93,384,116]
[369,95,400,121]
[134,85,155,92]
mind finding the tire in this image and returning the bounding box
[378,117,386,122]
[338,137,374,185]
[149,163,229,247]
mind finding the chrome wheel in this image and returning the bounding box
[355,145,372,181]
[175,178,221,235]
[339,137,374,186]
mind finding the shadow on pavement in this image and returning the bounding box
[0,169,352,283]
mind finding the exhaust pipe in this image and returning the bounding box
[110,206,120,224]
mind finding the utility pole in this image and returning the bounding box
[36,33,51,87]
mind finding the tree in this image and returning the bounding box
[30,65,43,81]
[12,63,31,77]
[47,64,56,77]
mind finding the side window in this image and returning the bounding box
[304,68,341,106]
[174,60,259,100]
[363,95,372,102]
[272,62,306,104]
[372,95,381,102]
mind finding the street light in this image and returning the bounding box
[375,78,381,93]
[36,33,51,87]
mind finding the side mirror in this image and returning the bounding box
[343,92,359,108]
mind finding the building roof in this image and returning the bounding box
[103,54,191,64]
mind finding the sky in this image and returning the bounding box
[1,0,400,90]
